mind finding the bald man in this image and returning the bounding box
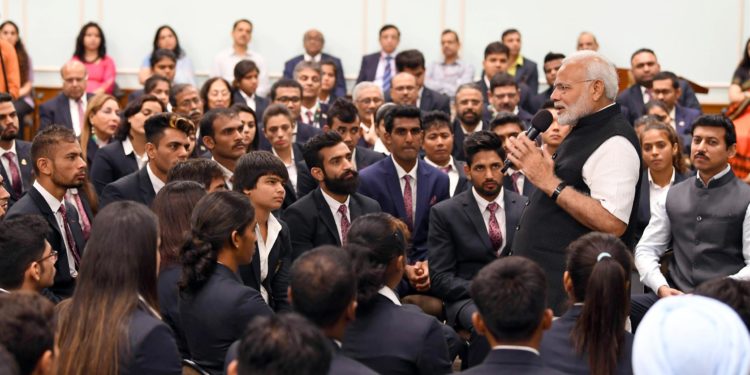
[39,60,92,135]
[283,29,346,98]
[576,32,599,51]
[390,72,419,106]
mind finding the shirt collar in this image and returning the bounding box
[491,345,540,356]
[461,120,483,135]
[697,164,731,186]
[69,95,87,106]
[391,155,417,180]
[271,147,295,165]
[424,155,456,171]
[514,55,524,67]
[240,90,255,102]
[378,286,401,306]
[648,167,675,186]
[0,288,9,293]
[304,53,321,63]
[380,51,395,60]
[33,180,63,213]
[267,212,282,235]
[146,163,165,194]
[472,186,504,212]
[0,140,16,155]
[301,101,320,114]
[320,187,350,211]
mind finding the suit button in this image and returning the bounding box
[524,201,530,206]
[515,225,520,231]
[697,216,702,222]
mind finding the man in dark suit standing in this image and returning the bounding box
[489,73,534,125]
[452,83,491,161]
[501,29,539,95]
[230,59,269,125]
[394,49,451,115]
[463,257,562,375]
[475,42,510,105]
[284,132,381,260]
[617,48,701,124]
[326,98,385,171]
[283,29,346,99]
[100,113,193,207]
[356,24,400,92]
[0,94,32,208]
[6,126,91,301]
[39,60,91,136]
[422,111,469,197]
[651,71,702,148]
[429,131,526,366]
[358,105,450,293]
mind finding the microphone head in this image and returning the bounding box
[531,110,554,132]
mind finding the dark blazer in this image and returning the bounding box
[100,166,156,208]
[356,52,382,83]
[617,81,701,124]
[540,304,633,375]
[5,186,91,300]
[157,265,189,358]
[529,86,554,113]
[462,349,565,375]
[90,140,139,195]
[429,188,526,322]
[635,169,691,241]
[0,140,33,206]
[179,264,273,375]
[502,171,538,197]
[328,339,377,375]
[354,145,385,171]
[85,138,101,169]
[451,117,491,162]
[358,157,450,261]
[284,53,347,98]
[453,159,470,196]
[419,87,451,115]
[296,121,323,145]
[39,93,93,131]
[514,57,540,95]
[342,294,453,375]
[238,217,293,312]
[675,104,701,150]
[518,107,534,126]
[230,90,270,124]
[120,305,182,375]
[283,188,381,260]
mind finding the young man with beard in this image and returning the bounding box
[283,132,381,260]
[452,83,491,161]
[429,130,526,366]
[6,126,91,300]
[0,93,33,208]
[200,108,245,189]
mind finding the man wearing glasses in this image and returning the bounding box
[0,215,56,295]
[507,50,642,315]
[352,82,385,149]
[267,79,321,147]
[326,98,384,171]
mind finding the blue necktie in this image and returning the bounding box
[382,55,393,93]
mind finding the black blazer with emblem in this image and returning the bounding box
[283,188,381,261]
[1,140,33,206]
[100,166,156,208]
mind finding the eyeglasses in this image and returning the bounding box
[37,250,59,263]
[552,79,596,94]
[276,96,301,104]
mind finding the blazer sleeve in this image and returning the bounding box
[234,289,273,334]
[333,58,347,98]
[281,204,315,261]
[90,151,116,196]
[131,323,182,375]
[356,56,369,84]
[99,182,124,208]
[525,62,539,95]
[39,103,54,129]
[271,226,293,312]
[679,80,702,111]
[282,59,294,79]
[416,319,453,375]
[428,205,471,301]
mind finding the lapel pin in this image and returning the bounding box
[21,159,27,166]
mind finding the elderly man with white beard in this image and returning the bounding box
[505,51,642,315]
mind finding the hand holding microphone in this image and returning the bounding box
[501,109,554,173]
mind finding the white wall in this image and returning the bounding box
[2,0,746,103]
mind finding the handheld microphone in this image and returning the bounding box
[501,109,554,173]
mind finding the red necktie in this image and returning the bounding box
[59,203,81,269]
[338,204,350,245]
[306,110,314,125]
[2,152,22,196]
[403,175,414,229]
[72,193,91,241]
[487,202,504,255]
[511,171,522,193]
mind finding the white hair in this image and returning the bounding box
[352,81,383,101]
[562,50,618,100]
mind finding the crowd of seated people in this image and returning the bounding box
[1,16,750,375]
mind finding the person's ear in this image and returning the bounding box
[231,230,241,248]
[202,135,216,150]
[563,271,574,297]
[345,299,357,322]
[35,349,55,375]
[472,312,488,337]
[28,262,42,283]
[36,157,52,176]
[541,308,554,331]
[287,286,293,305]
[145,142,157,160]
[728,143,738,159]
[310,166,325,182]
[227,360,239,375]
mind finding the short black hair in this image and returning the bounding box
[395,49,425,71]
[30,125,78,175]
[500,28,520,40]
[0,92,12,104]
[375,103,397,127]
[384,105,422,133]
[320,59,338,76]
[234,59,260,82]
[442,29,459,43]
[422,110,452,133]
[484,42,510,59]
[0,215,50,290]
[326,98,359,126]
[0,293,55,375]
[691,115,737,147]
[144,74,171,94]
[490,113,525,133]
[652,71,680,89]
[149,48,177,68]
[290,246,357,327]
[631,48,656,62]
[455,82,483,97]
[544,52,566,64]
[489,72,517,92]
[169,83,194,107]
[464,130,505,165]
[262,103,295,127]
[233,151,289,192]
[200,108,237,140]
[167,159,225,190]
[302,132,344,170]
[695,278,750,332]
[470,256,547,342]
[269,78,303,102]
[233,19,253,30]
[145,112,195,144]
[379,24,400,37]
[236,313,332,375]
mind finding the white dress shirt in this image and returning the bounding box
[647,167,676,215]
[392,156,417,219]
[122,137,147,170]
[33,181,77,278]
[374,51,397,89]
[460,121,483,135]
[424,156,459,196]
[378,286,402,306]
[272,148,297,192]
[635,165,750,292]
[321,189,350,241]
[255,214,282,303]
[212,157,234,190]
[239,90,257,112]
[425,58,475,99]
[473,187,507,251]
[505,167,526,195]
[491,345,540,356]
[211,48,270,96]
[145,164,165,195]
[68,95,87,137]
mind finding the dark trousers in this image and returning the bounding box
[630,292,660,332]
[453,301,491,368]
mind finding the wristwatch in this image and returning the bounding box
[551,181,567,201]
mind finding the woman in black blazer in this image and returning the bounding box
[55,201,181,375]
[178,191,273,374]
[90,95,165,194]
[540,232,634,375]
